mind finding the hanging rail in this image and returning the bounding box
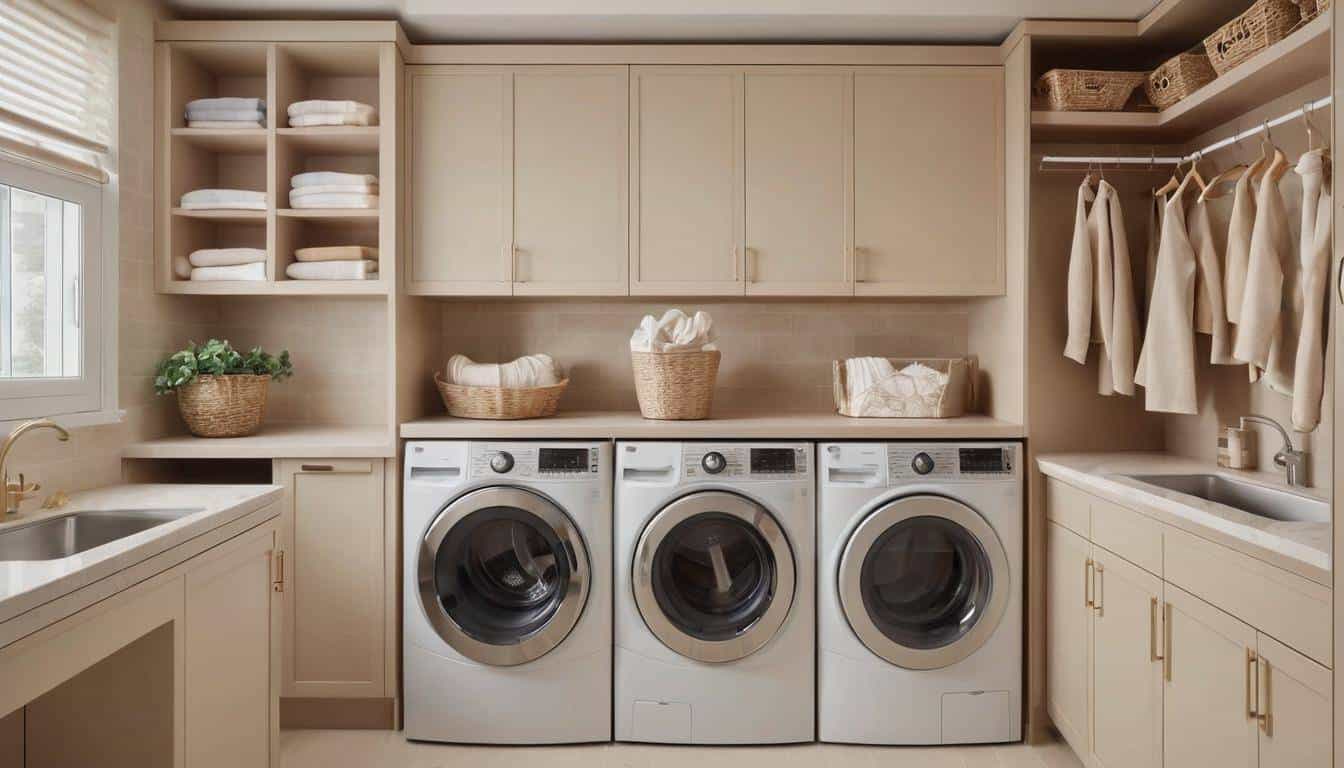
[1039,95,1332,169]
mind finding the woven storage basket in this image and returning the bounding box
[1145,50,1217,110]
[631,349,720,420]
[832,357,976,419]
[434,373,568,420]
[1204,0,1302,76]
[1295,0,1331,21]
[1036,69,1149,112]
[176,374,269,438]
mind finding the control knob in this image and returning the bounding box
[490,451,515,474]
[911,452,935,475]
[701,451,727,474]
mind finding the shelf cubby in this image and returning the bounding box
[164,42,271,130]
[274,215,386,294]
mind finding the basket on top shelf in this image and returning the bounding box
[1145,49,1217,110]
[631,349,721,420]
[1204,0,1302,76]
[434,373,569,420]
[833,357,977,419]
[1035,69,1149,112]
[1294,0,1331,21]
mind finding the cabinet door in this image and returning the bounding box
[407,67,513,295]
[630,66,744,295]
[852,67,1004,296]
[744,68,852,295]
[513,66,629,295]
[1163,585,1258,768]
[1256,633,1331,768]
[1045,521,1092,756]
[280,459,386,699]
[1090,549,1163,768]
[185,525,280,768]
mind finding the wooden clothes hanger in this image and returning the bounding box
[1199,125,1249,201]
[1154,156,1185,197]
[1249,120,1289,182]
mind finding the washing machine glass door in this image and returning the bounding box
[418,486,589,667]
[839,495,1008,670]
[633,490,795,663]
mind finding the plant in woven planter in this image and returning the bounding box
[154,339,294,438]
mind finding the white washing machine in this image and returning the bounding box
[614,441,815,744]
[818,442,1022,745]
[403,440,612,744]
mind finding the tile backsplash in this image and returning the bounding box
[440,300,970,413]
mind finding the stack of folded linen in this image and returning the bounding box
[180,189,266,210]
[173,247,267,282]
[185,97,266,128]
[287,100,377,127]
[289,172,379,209]
[285,245,379,281]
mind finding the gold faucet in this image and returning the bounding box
[0,419,70,516]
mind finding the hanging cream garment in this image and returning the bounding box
[1292,149,1332,431]
[1223,171,1256,324]
[1232,153,1296,395]
[1135,176,1199,414]
[1064,180,1097,363]
[1145,193,1163,319]
[1187,198,1235,364]
[1096,180,1138,396]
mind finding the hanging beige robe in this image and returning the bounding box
[1223,171,1256,324]
[1232,154,1296,395]
[1096,180,1138,396]
[1064,181,1097,364]
[1145,193,1163,319]
[1292,149,1332,431]
[1135,176,1199,414]
[1187,199,1235,365]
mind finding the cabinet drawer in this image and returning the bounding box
[1044,478,1090,538]
[1164,527,1331,667]
[1090,496,1162,576]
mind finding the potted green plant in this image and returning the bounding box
[154,339,293,438]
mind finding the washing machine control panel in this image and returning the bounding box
[886,445,1016,482]
[682,443,810,480]
[469,444,600,480]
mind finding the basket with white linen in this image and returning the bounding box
[832,357,977,419]
[631,350,721,420]
[434,374,568,420]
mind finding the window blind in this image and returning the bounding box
[0,0,113,182]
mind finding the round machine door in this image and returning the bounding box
[838,495,1009,670]
[417,486,589,667]
[632,490,795,663]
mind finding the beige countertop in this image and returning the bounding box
[400,410,1025,440]
[0,484,282,625]
[122,424,396,459]
[1037,452,1330,584]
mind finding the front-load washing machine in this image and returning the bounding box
[403,440,611,744]
[614,441,814,745]
[818,442,1022,745]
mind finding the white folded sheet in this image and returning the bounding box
[289,193,379,209]
[289,112,376,127]
[447,354,560,388]
[629,309,717,352]
[288,100,374,117]
[295,245,378,263]
[191,262,266,281]
[187,97,265,113]
[285,260,379,281]
[187,119,264,129]
[289,183,379,197]
[180,189,266,210]
[186,109,266,122]
[291,172,378,188]
[173,256,192,279]
[189,247,266,268]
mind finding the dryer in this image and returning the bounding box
[403,440,611,744]
[818,442,1022,745]
[614,441,815,744]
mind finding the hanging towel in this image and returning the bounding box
[1187,199,1235,365]
[188,247,266,268]
[288,112,376,127]
[1144,193,1164,320]
[285,260,378,281]
[295,245,378,263]
[1232,154,1295,395]
[186,119,264,129]
[288,193,379,209]
[186,97,265,113]
[291,172,378,188]
[288,183,379,197]
[1223,172,1256,323]
[1097,180,1138,396]
[1064,180,1096,364]
[288,100,375,117]
[1134,176,1199,414]
[1292,149,1333,431]
[190,262,266,282]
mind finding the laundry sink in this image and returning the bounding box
[1125,474,1329,524]
[0,508,200,562]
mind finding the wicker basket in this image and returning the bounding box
[1036,69,1149,112]
[176,374,269,438]
[434,373,568,420]
[1295,0,1331,21]
[832,357,977,419]
[631,349,720,420]
[1146,50,1217,110]
[1204,0,1302,76]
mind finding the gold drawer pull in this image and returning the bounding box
[301,464,335,472]
[1258,658,1273,736]
[1093,563,1104,615]
[1246,649,1258,719]
[1084,558,1094,608]
[1149,597,1163,662]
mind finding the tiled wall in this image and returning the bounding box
[440,300,971,413]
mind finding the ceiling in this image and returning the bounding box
[166,0,1166,43]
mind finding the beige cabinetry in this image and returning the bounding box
[278,459,386,700]
[1091,549,1163,768]
[1045,521,1092,752]
[1256,634,1332,768]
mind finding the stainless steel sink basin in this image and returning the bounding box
[0,508,200,562]
[1126,474,1329,524]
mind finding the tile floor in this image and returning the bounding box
[281,730,1084,768]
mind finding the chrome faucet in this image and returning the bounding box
[1239,415,1307,487]
[0,419,70,516]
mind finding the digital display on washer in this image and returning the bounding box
[750,448,796,474]
[539,448,589,472]
[959,448,1011,474]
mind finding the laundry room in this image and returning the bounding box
[0,1,1337,767]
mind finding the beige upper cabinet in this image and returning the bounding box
[407,67,513,295]
[744,68,852,296]
[1090,549,1163,768]
[853,67,1004,296]
[1045,520,1092,756]
[630,67,744,296]
[513,66,629,295]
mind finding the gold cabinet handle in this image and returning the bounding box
[1258,657,1273,736]
[1246,649,1258,719]
[1162,602,1173,681]
[1084,558,1094,608]
[1149,597,1163,662]
[745,247,756,283]
[1093,563,1104,616]
[732,246,740,282]
[272,549,285,593]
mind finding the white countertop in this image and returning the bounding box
[400,410,1025,440]
[122,424,396,459]
[0,484,282,625]
[1037,452,1330,583]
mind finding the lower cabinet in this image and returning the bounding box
[1045,521,1091,751]
[1091,549,1163,768]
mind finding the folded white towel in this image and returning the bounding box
[181,189,267,209]
[447,354,560,388]
[186,109,266,122]
[629,309,717,352]
[289,112,376,127]
[189,247,266,268]
[181,200,267,211]
[186,119,265,129]
[173,256,192,279]
[844,357,897,401]
[288,100,374,117]
[295,245,378,263]
[187,97,265,113]
[289,183,379,198]
[285,260,378,281]
[289,193,379,209]
[191,262,266,281]
[291,172,378,188]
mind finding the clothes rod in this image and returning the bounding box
[1039,95,1332,167]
